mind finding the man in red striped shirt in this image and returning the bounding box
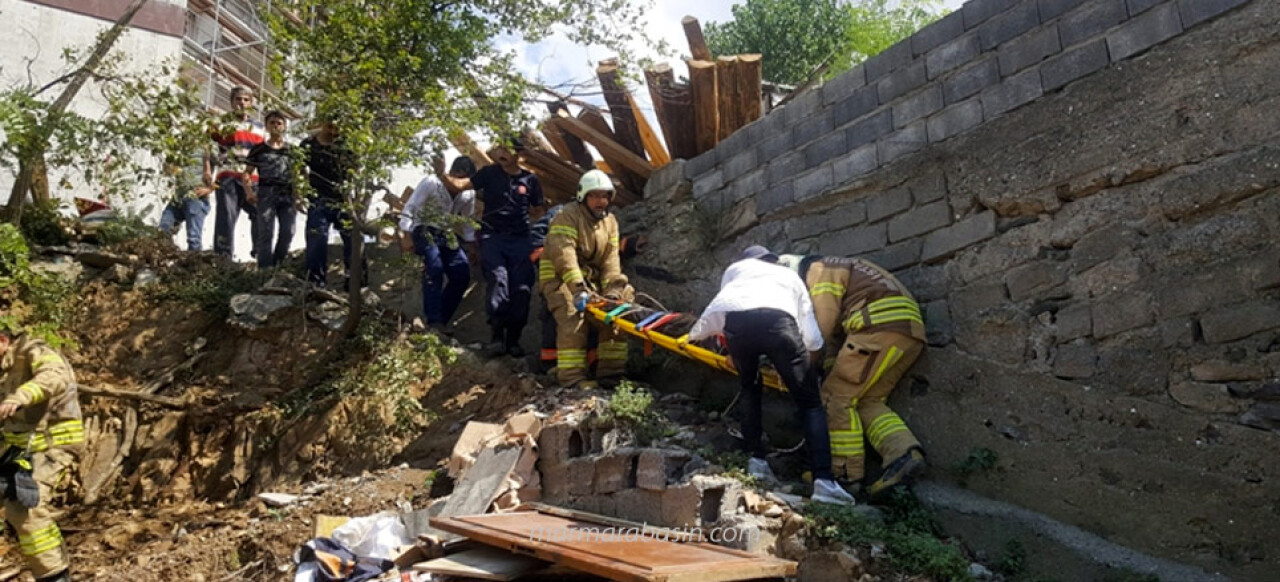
[209,87,265,258]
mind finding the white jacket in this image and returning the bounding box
[689,258,824,352]
[400,175,476,242]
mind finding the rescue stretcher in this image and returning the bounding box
[584,299,786,392]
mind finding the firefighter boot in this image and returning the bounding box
[37,571,70,582]
[867,446,925,497]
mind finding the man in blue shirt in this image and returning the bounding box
[449,140,545,357]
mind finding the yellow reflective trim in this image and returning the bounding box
[19,382,45,404]
[4,432,48,452]
[548,225,578,238]
[31,353,62,371]
[810,283,846,298]
[561,269,583,283]
[19,525,62,556]
[867,296,919,311]
[868,310,924,326]
[538,260,556,282]
[609,236,619,247]
[864,346,902,391]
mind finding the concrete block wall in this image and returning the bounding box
[629,1,1280,579]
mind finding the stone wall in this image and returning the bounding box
[622,0,1278,579]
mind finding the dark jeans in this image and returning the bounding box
[213,176,258,258]
[159,196,210,251]
[254,184,297,269]
[481,232,534,347]
[724,307,834,481]
[413,226,470,325]
[305,199,366,288]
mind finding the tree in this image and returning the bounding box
[705,0,945,86]
[266,0,657,334]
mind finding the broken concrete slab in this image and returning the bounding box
[431,444,525,540]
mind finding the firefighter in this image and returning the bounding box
[776,252,927,496]
[0,327,83,582]
[541,170,634,389]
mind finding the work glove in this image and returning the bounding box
[574,291,591,313]
[12,461,38,508]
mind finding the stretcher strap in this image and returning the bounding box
[644,313,681,334]
[635,311,665,330]
[603,303,632,325]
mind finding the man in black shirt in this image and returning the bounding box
[244,110,296,268]
[459,141,545,357]
[300,121,365,288]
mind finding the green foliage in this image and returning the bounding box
[0,224,77,348]
[806,490,971,582]
[705,0,944,85]
[17,200,71,247]
[953,447,998,485]
[146,262,273,319]
[996,539,1028,578]
[603,380,670,446]
[96,205,164,246]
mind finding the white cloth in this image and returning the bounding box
[400,175,476,242]
[689,258,824,352]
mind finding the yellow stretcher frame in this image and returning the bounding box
[585,302,786,392]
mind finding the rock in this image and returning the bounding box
[309,301,348,331]
[713,513,775,554]
[1190,361,1268,382]
[780,512,807,538]
[1227,382,1280,401]
[134,268,159,287]
[869,543,887,560]
[1239,403,1280,431]
[258,492,299,507]
[797,550,862,582]
[76,249,134,269]
[968,563,995,579]
[1169,380,1246,414]
[767,491,806,510]
[762,504,785,518]
[837,550,864,575]
[107,263,134,284]
[229,293,296,328]
[264,271,307,290]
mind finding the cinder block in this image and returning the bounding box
[999,24,1062,75]
[1107,2,1183,61]
[731,168,767,204]
[567,457,596,497]
[694,188,725,218]
[636,449,691,491]
[758,181,795,215]
[979,0,1042,51]
[868,238,923,272]
[828,199,869,231]
[661,483,702,528]
[910,172,948,204]
[912,11,966,55]
[820,223,887,257]
[1092,291,1154,338]
[803,132,849,169]
[1200,300,1280,344]
[877,61,928,104]
[877,121,928,165]
[867,187,913,223]
[922,211,997,262]
[980,67,1043,118]
[926,34,980,80]
[822,67,868,107]
[1038,0,1090,21]
[944,57,1001,104]
[536,422,576,466]
[1041,39,1110,91]
[794,164,834,202]
[717,127,753,161]
[1059,0,1128,48]
[612,488,665,525]
[963,0,1019,30]
[766,151,805,186]
[722,149,758,183]
[833,86,880,127]
[889,201,952,242]
[685,149,719,180]
[1126,0,1162,17]
[832,144,879,185]
[845,108,894,149]
[793,109,833,147]
[927,99,985,143]
[1178,0,1249,27]
[758,130,795,164]
[864,39,913,82]
[692,168,724,200]
[894,85,945,129]
[786,213,830,241]
[594,450,636,494]
[783,88,824,127]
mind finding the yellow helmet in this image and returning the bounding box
[576,169,615,202]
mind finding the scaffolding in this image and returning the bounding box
[180,0,284,112]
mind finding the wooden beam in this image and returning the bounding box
[737,54,764,126]
[645,64,698,160]
[545,102,596,170]
[540,120,576,163]
[522,127,556,155]
[596,59,648,160]
[555,111,653,179]
[682,16,712,61]
[687,59,719,154]
[627,92,670,167]
[449,131,493,166]
[716,56,740,140]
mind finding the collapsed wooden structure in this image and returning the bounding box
[457,16,774,207]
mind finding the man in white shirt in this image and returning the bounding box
[690,245,856,505]
[400,156,478,329]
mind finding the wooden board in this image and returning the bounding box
[687,59,719,155]
[628,92,670,167]
[414,546,549,581]
[431,510,797,582]
[558,111,654,179]
[682,16,712,61]
[429,444,524,540]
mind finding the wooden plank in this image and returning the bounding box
[716,56,740,140]
[546,102,597,171]
[736,54,764,126]
[682,16,712,61]
[525,503,703,543]
[645,65,698,160]
[541,120,577,164]
[597,58,648,160]
[627,92,670,167]
[557,111,653,179]
[414,546,549,581]
[430,510,796,582]
[687,59,719,154]
[428,444,524,541]
[449,131,494,166]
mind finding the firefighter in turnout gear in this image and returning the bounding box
[541,170,635,389]
[776,253,927,496]
[0,327,83,582]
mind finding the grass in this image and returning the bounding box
[953,447,998,486]
[602,380,671,446]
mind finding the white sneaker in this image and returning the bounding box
[747,457,778,484]
[812,478,857,505]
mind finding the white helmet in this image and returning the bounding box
[576,169,615,202]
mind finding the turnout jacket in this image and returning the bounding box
[541,203,629,305]
[0,335,83,453]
